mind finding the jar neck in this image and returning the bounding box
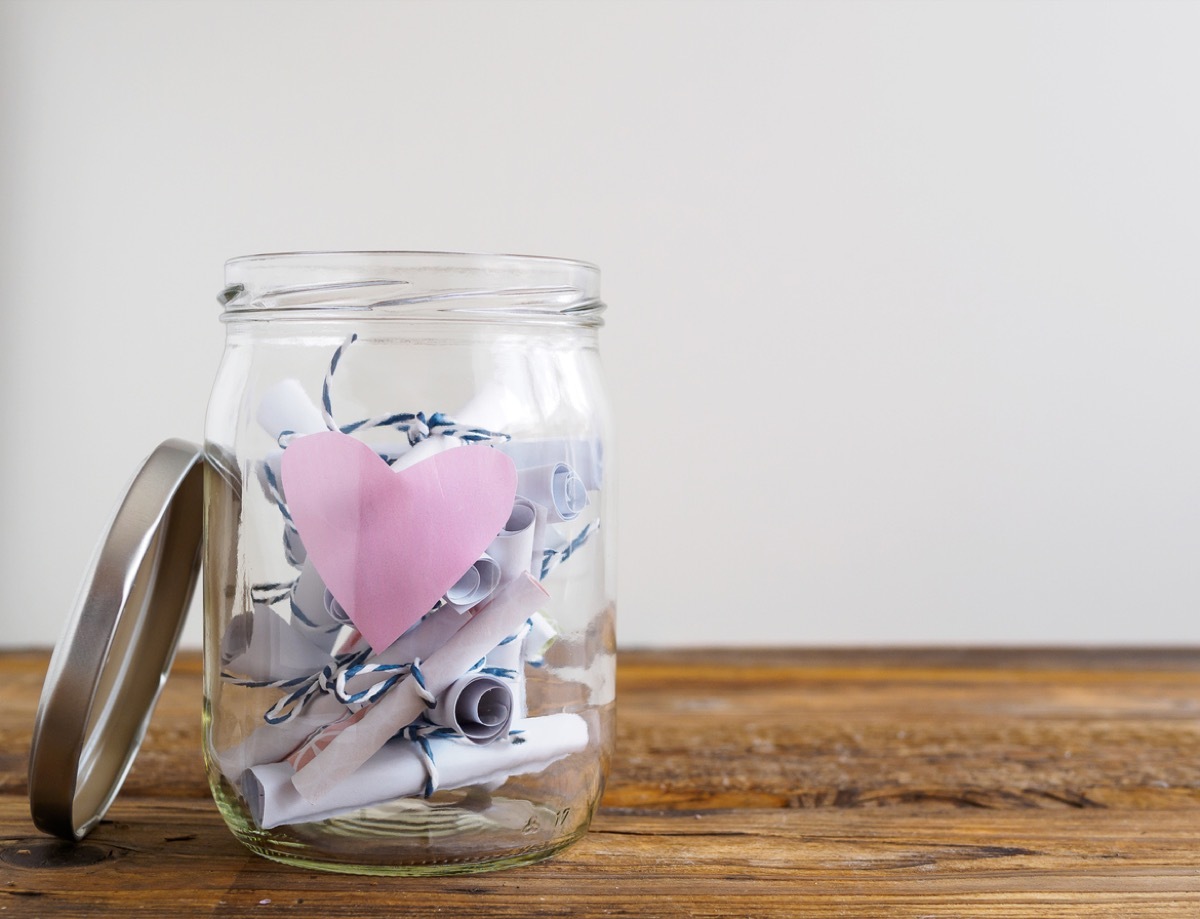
[220,252,604,327]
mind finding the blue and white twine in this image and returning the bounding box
[540,520,600,580]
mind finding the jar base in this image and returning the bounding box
[212,772,596,875]
[233,829,588,876]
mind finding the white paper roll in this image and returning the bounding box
[480,611,557,719]
[445,554,501,611]
[486,498,544,583]
[244,713,588,829]
[516,463,589,523]
[217,601,476,780]
[499,438,604,490]
[428,673,514,743]
[216,695,348,779]
[388,433,461,472]
[291,573,549,803]
[256,378,328,443]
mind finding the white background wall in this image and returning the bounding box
[2,0,1197,650]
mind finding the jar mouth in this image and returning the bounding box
[220,251,603,324]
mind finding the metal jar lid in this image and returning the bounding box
[29,439,204,841]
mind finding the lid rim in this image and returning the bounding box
[29,439,203,841]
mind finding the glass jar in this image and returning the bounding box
[202,252,614,874]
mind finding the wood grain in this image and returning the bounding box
[3,648,1200,917]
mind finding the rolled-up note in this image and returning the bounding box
[221,603,334,683]
[291,573,548,803]
[216,695,348,779]
[428,674,513,743]
[499,438,604,490]
[257,378,328,443]
[482,611,558,717]
[517,463,589,523]
[216,604,470,779]
[486,498,545,583]
[389,433,461,472]
[244,713,588,829]
[445,554,501,611]
[453,380,519,432]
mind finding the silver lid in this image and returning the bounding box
[29,439,204,840]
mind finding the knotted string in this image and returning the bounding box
[224,652,438,725]
[301,332,510,448]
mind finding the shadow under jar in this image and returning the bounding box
[203,252,615,875]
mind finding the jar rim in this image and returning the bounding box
[220,251,603,324]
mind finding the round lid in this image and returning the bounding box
[29,439,204,840]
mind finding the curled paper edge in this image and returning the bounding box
[499,438,604,491]
[257,378,328,443]
[445,554,501,611]
[487,497,545,583]
[516,463,589,524]
[428,673,514,744]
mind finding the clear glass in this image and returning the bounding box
[202,253,614,874]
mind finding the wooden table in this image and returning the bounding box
[3,648,1200,917]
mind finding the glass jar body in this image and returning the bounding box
[202,274,614,874]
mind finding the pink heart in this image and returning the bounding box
[281,432,517,654]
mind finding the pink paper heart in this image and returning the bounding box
[281,432,517,654]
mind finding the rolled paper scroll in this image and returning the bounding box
[482,612,558,718]
[291,573,549,803]
[217,695,349,779]
[388,433,461,473]
[516,463,589,523]
[428,674,514,743]
[453,380,519,431]
[445,554,501,611]
[216,603,472,780]
[257,378,328,443]
[499,438,604,490]
[486,498,545,583]
[221,603,334,683]
[285,710,364,771]
[244,713,588,829]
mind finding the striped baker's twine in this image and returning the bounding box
[250,580,297,606]
[225,651,438,725]
[540,519,600,580]
[311,332,512,446]
[321,333,358,430]
[397,724,452,797]
[340,410,511,448]
[396,719,529,797]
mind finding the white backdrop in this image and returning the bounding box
[2,0,1198,649]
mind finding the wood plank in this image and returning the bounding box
[4,649,1200,917]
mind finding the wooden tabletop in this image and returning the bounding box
[3,648,1200,917]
